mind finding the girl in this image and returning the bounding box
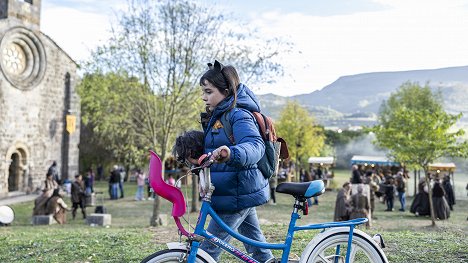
[198,60,273,262]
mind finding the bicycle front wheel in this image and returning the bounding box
[141,249,209,263]
[303,232,387,263]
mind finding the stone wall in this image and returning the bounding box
[0,0,80,197]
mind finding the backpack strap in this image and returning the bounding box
[220,109,235,144]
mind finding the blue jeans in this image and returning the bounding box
[200,207,273,262]
[110,183,119,199]
[119,181,124,198]
[398,191,406,211]
[135,185,144,200]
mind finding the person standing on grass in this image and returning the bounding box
[442,175,455,211]
[269,175,277,205]
[395,172,406,212]
[334,182,351,221]
[432,177,450,220]
[71,174,87,219]
[349,185,370,227]
[384,177,395,211]
[197,60,274,262]
[135,169,146,201]
[109,165,121,200]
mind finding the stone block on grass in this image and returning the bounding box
[32,215,56,225]
[86,213,111,226]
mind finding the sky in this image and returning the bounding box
[40,0,468,97]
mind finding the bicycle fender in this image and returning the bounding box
[298,227,387,263]
[166,242,217,263]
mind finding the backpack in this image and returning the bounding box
[220,110,289,179]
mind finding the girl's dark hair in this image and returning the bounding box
[200,60,240,109]
[172,130,205,163]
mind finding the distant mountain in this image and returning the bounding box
[258,65,468,128]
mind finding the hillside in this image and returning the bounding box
[258,65,468,127]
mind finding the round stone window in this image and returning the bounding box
[2,43,27,75]
[0,27,46,90]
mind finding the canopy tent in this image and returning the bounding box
[350,155,401,167]
[428,163,456,173]
[307,157,335,190]
[308,156,335,166]
[428,162,456,196]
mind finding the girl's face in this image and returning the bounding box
[201,80,227,111]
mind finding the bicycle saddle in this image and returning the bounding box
[276,180,325,198]
[149,150,186,217]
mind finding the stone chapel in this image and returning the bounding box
[0,0,80,198]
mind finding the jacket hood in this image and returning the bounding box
[235,83,261,112]
[211,83,261,119]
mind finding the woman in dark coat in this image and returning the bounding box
[410,178,430,216]
[442,175,455,210]
[432,179,450,220]
[334,182,351,221]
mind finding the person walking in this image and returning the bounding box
[71,174,87,219]
[198,60,274,262]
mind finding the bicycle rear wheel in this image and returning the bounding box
[141,249,209,263]
[304,232,387,263]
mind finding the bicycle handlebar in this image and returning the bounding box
[190,147,229,173]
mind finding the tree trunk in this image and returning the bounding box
[191,173,199,213]
[425,172,436,227]
[150,194,162,226]
[413,169,417,197]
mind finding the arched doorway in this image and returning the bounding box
[8,153,20,191]
[4,143,29,195]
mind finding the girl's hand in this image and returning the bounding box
[212,146,230,163]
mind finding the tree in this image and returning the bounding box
[371,82,468,226]
[80,0,290,226]
[275,101,325,174]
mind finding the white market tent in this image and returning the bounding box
[428,162,456,173]
[428,162,457,195]
[350,155,401,167]
[308,156,335,166]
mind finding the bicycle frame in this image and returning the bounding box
[148,150,368,263]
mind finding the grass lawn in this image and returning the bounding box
[1,176,467,263]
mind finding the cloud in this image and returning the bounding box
[249,1,468,96]
[40,1,468,96]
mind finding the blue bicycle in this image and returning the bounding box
[142,151,388,263]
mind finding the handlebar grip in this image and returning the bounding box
[198,154,209,165]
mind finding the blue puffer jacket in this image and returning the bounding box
[203,84,269,212]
